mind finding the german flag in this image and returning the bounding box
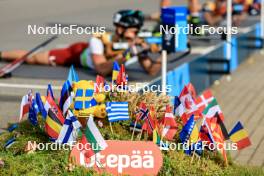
[44,93,65,139]
[229,121,251,150]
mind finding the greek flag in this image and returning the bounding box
[56,110,82,144]
[106,102,129,122]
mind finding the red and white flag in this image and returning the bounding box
[95,75,105,93]
[162,105,177,127]
[179,85,201,122]
[196,89,214,113]
[160,105,177,140]
[186,83,197,99]
[141,105,156,135]
[116,64,127,86]
[19,91,33,122]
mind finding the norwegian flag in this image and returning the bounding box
[196,89,214,113]
[19,91,33,122]
[160,105,177,140]
[142,116,155,135]
[136,103,156,135]
[142,105,156,135]
[136,103,150,121]
[179,85,201,123]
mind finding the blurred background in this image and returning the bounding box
[0,0,189,50]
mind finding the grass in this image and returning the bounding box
[0,120,263,176]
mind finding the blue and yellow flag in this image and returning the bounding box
[180,115,195,143]
[112,61,120,83]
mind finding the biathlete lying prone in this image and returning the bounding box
[0,10,162,76]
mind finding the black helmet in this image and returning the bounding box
[113,9,144,29]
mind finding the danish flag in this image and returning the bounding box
[196,89,214,113]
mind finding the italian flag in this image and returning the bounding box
[202,98,224,121]
[84,116,108,154]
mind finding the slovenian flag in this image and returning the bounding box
[106,102,129,122]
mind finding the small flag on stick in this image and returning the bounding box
[229,121,251,150]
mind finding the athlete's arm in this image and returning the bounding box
[92,53,124,76]
[138,55,161,76]
[203,12,223,26]
[88,37,125,76]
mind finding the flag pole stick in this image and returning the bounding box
[138,128,143,140]
[160,109,167,142]
[131,121,137,140]
[160,124,165,142]
[261,0,264,41]
[109,122,114,135]
[226,0,232,67]
[225,157,229,166]
[161,50,167,95]
[191,148,196,163]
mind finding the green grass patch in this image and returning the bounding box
[0,121,263,176]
